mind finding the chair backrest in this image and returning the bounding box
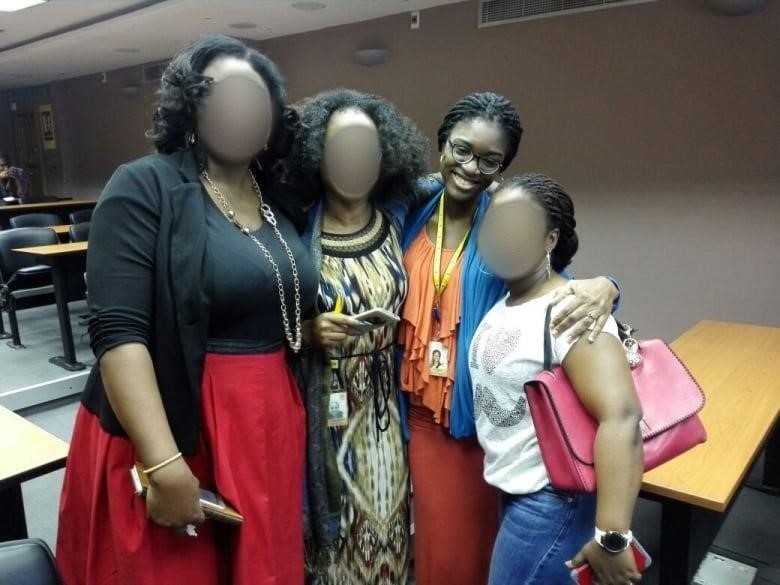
[0,538,62,585]
[0,227,58,282]
[68,221,90,243]
[68,208,93,224]
[8,213,61,229]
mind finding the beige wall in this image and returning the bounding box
[24,0,780,340]
[49,65,157,196]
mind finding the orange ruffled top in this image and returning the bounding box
[399,227,463,427]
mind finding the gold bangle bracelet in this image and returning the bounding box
[144,452,183,476]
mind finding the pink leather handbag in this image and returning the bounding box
[524,307,707,492]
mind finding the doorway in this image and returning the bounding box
[13,112,45,198]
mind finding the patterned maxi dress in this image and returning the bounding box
[317,208,410,584]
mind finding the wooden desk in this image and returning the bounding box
[0,200,96,229]
[13,242,88,370]
[15,242,87,256]
[0,405,69,541]
[0,225,69,236]
[48,224,72,242]
[640,321,780,584]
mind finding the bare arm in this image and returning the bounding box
[563,332,643,583]
[99,343,204,529]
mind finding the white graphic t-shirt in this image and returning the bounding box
[469,289,619,495]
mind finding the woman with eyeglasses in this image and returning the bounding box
[398,92,621,584]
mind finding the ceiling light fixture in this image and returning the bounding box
[292,2,326,10]
[114,47,141,54]
[229,22,258,29]
[0,0,47,12]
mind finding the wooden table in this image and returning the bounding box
[640,320,780,584]
[0,200,96,229]
[0,405,69,541]
[49,225,72,243]
[13,242,88,370]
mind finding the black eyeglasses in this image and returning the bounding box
[447,139,503,176]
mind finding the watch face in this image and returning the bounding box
[603,531,628,552]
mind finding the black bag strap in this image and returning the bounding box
[543,304,554,371]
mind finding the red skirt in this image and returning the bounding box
[57,350,306,585]
[408,404,500,585]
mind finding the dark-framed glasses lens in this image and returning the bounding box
[479,159,502,175]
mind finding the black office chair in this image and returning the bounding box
[68,208,93,224]
[0,538,62,585]
[9,213,61,229]
[67,221,90,243]
[0,227,57,348]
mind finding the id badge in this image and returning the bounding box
[427,340,449,378]
[327,391,349,428]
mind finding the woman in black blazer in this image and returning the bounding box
[56,35,318,585]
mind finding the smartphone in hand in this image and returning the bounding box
[570,539,651,585]
[352,308,400,333]
[129,463,243,525]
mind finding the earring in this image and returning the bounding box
[185,131,196,147]
[545,250,552,280]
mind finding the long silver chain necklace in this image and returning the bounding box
[201,170,303,353]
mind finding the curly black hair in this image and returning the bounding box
[283,89,429,207]
[437,92,523,170]
[147,34,298,177]
[497,173,579,272]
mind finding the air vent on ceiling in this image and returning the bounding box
[143,63,166,84]
[8,85,50,103]
[478,0,657,27]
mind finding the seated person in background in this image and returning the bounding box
[0,153,28,199]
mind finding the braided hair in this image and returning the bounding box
[498,173,579,272]
[436,92,523,169]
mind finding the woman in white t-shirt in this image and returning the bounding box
[469,174,643,585]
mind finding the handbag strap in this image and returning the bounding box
[542,304,553,371]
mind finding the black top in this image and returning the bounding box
[82,149,317,455]
[204,191,317,348]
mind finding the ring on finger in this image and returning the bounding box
[586,311,597,321]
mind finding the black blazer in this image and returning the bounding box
[82,149,213,455]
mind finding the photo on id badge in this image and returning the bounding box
[328,391,348,428]
[428,341,448,377]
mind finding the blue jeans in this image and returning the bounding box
[488,485,596,585]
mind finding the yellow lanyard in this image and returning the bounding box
[433,195,472,301]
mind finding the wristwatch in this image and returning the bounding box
[594,527,633,553]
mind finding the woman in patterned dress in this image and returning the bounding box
[284,89,429,584]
